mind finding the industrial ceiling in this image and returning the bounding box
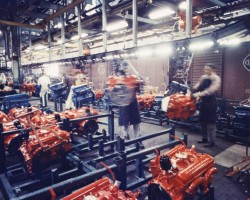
[0,0,250,65]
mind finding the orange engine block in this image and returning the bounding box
[0,111,9,123]
[61,106,99,135]
[137,94,155,110]
[94,89,104,100]
[19,126,71,173]
[148,145,217,200]
[8,106,42,121]
[62,177,140,200]
[166,93,196,120]
[21,82,35,94]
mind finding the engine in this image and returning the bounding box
[94,89,104,100]
[61,177,140,200]
[0,111,9,123]
[19,125,71,173]
[8,106,42,120]
[137,94,155,110]
[61,106,99,135]
[21,82,35,95]
[148,145,217,200]
[107,75,140,106]
[162,93,196,120]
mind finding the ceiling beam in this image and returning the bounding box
[0,19,44,29]
[207,0,227,6]
[38,1,64,10]
[40,0,85,24]
[19,10,49,19]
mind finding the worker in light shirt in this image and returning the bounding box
[37,70,51,106]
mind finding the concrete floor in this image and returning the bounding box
[0,100,249,200]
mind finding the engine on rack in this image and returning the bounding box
[61,106,99,135]
[61,177,140,200]
[0,111,9,123]
[8,106,42,120]
[148,145,217,200]
[19,125,71,173]
[94,89,104,100]
[137,94,155,110]
[162,93,196,120]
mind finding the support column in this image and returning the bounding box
[186,0,192,38]
[48,22,52,62]
[132,0,138,47]
[102,0,107,52]
[77,5,83,56]
[60,14,66,58]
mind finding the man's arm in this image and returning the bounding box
[199,74,221,97]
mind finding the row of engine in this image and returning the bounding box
[62,144,217,200]
[0,106,99,173]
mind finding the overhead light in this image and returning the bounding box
[189,40,214,51]
[0,30,2,36]
[34,44,46,50]
[218,38,241,46]
[71,35,79,40]
[107,21,128,32]
[155,45,173,56]
[104,55,114,60]
[136,48,153,57]
[81,33,88,38]
[149,8,175,20]
[57,40,63,44]
[179,1,186,10]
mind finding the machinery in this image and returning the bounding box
[61,106,99,135]
[62,177,140,200]
[20,125,71,173]
[72,84,95,108]
[21,82,35,95]
[106,75,140,106]
[137,94,155,110]
[163,93,196,120]
[2,93,30,113]
[94,89,104,100]
[48,82,68,101]
[148,144,217,200]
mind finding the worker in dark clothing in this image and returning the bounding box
[192,64,221,147]
[117,61,143,147]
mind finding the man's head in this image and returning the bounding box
[119,60,129,75]
[204,63,216,75]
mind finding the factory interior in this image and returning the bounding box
[0,0,250,199]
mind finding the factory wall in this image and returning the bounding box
[223,42,250,100]
[89,56,169,92]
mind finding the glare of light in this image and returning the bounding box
[155,45,173,56]
[136,48,153,57]
[34,44,46,50]
[218,38,241,46]
[0,30,2,36]
[149,8,175,20]
[57,40,63,44]
[81,33,88,38]
[44,63,60,77]
[114,55,120,59]
[189,40,214,51]
[107,21,128,32]
[104,55,114,60]
[179,1,186,10]
[71,35,79,40]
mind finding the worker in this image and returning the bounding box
[192,63,221,147]
[0,73,7,90]
[37,69,51,107]
[117,61,144,148]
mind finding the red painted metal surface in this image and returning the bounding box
[166,93,196,120]
[137,94,155,110]
[19,125,71,173]
[149,145,217,200]
[94,89,104,100]
[61,177,140,200]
